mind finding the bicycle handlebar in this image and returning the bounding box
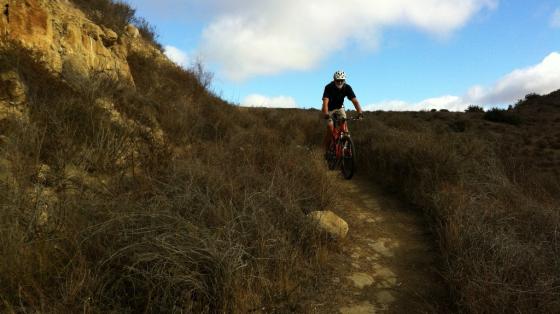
[336,116,363,122]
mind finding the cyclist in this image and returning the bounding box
[322,70,363,158]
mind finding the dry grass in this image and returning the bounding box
[5,1,560,311]
[352,103,560,313]
[0,43,337,313]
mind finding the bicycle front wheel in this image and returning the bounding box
[340,137,355,179]
[327,142,337,170]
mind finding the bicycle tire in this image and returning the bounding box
[340,136,355,179]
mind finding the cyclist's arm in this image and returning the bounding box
[350,97,363,114]
[322,97,329,117]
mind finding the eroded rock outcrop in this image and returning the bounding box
[0,0,170,146]
[0,0,164,83]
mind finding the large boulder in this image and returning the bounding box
[308,210,349,239]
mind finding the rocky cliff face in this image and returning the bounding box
[0,0,161,82]
[0,0,169,129]
[0,0,172,232]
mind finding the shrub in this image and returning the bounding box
[524,92,540,101]
[132,16,163,51]
[484,108,522,125]
[70,0,134,33]
[70,0,163,50]
[465,105,484,113]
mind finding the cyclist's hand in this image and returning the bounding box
[323,113,330,120]
[357,112,364,120]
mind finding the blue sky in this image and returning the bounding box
[128,0,560,111]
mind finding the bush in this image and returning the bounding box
[465,105,484,113]
[132,17,163,51]
[484,108,522,125]
[70,0,163,50]
[524,92,540,101]
[70,0,134,33]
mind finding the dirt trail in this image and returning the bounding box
[309,175,448,313]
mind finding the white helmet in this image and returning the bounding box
[333,70,347,80]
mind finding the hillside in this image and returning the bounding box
[0,1,338,312]
[352,94,560,312]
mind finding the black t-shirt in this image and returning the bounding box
[322,81,356,111]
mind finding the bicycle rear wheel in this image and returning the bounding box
[341,137,355,179]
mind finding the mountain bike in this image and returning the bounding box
[326,114,361,179]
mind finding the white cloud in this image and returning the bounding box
[198,0,497,81]
[364,96,465,111]
[164,45,189,68]
[364,52,560,111]
[467,52,560,104]
[242,94,298,108]
[551,9,560,28]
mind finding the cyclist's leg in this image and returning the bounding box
[335,108,347,131]
[338,108,347,119]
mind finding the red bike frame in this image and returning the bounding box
[326,115,358,179]
[331,119,349,159]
